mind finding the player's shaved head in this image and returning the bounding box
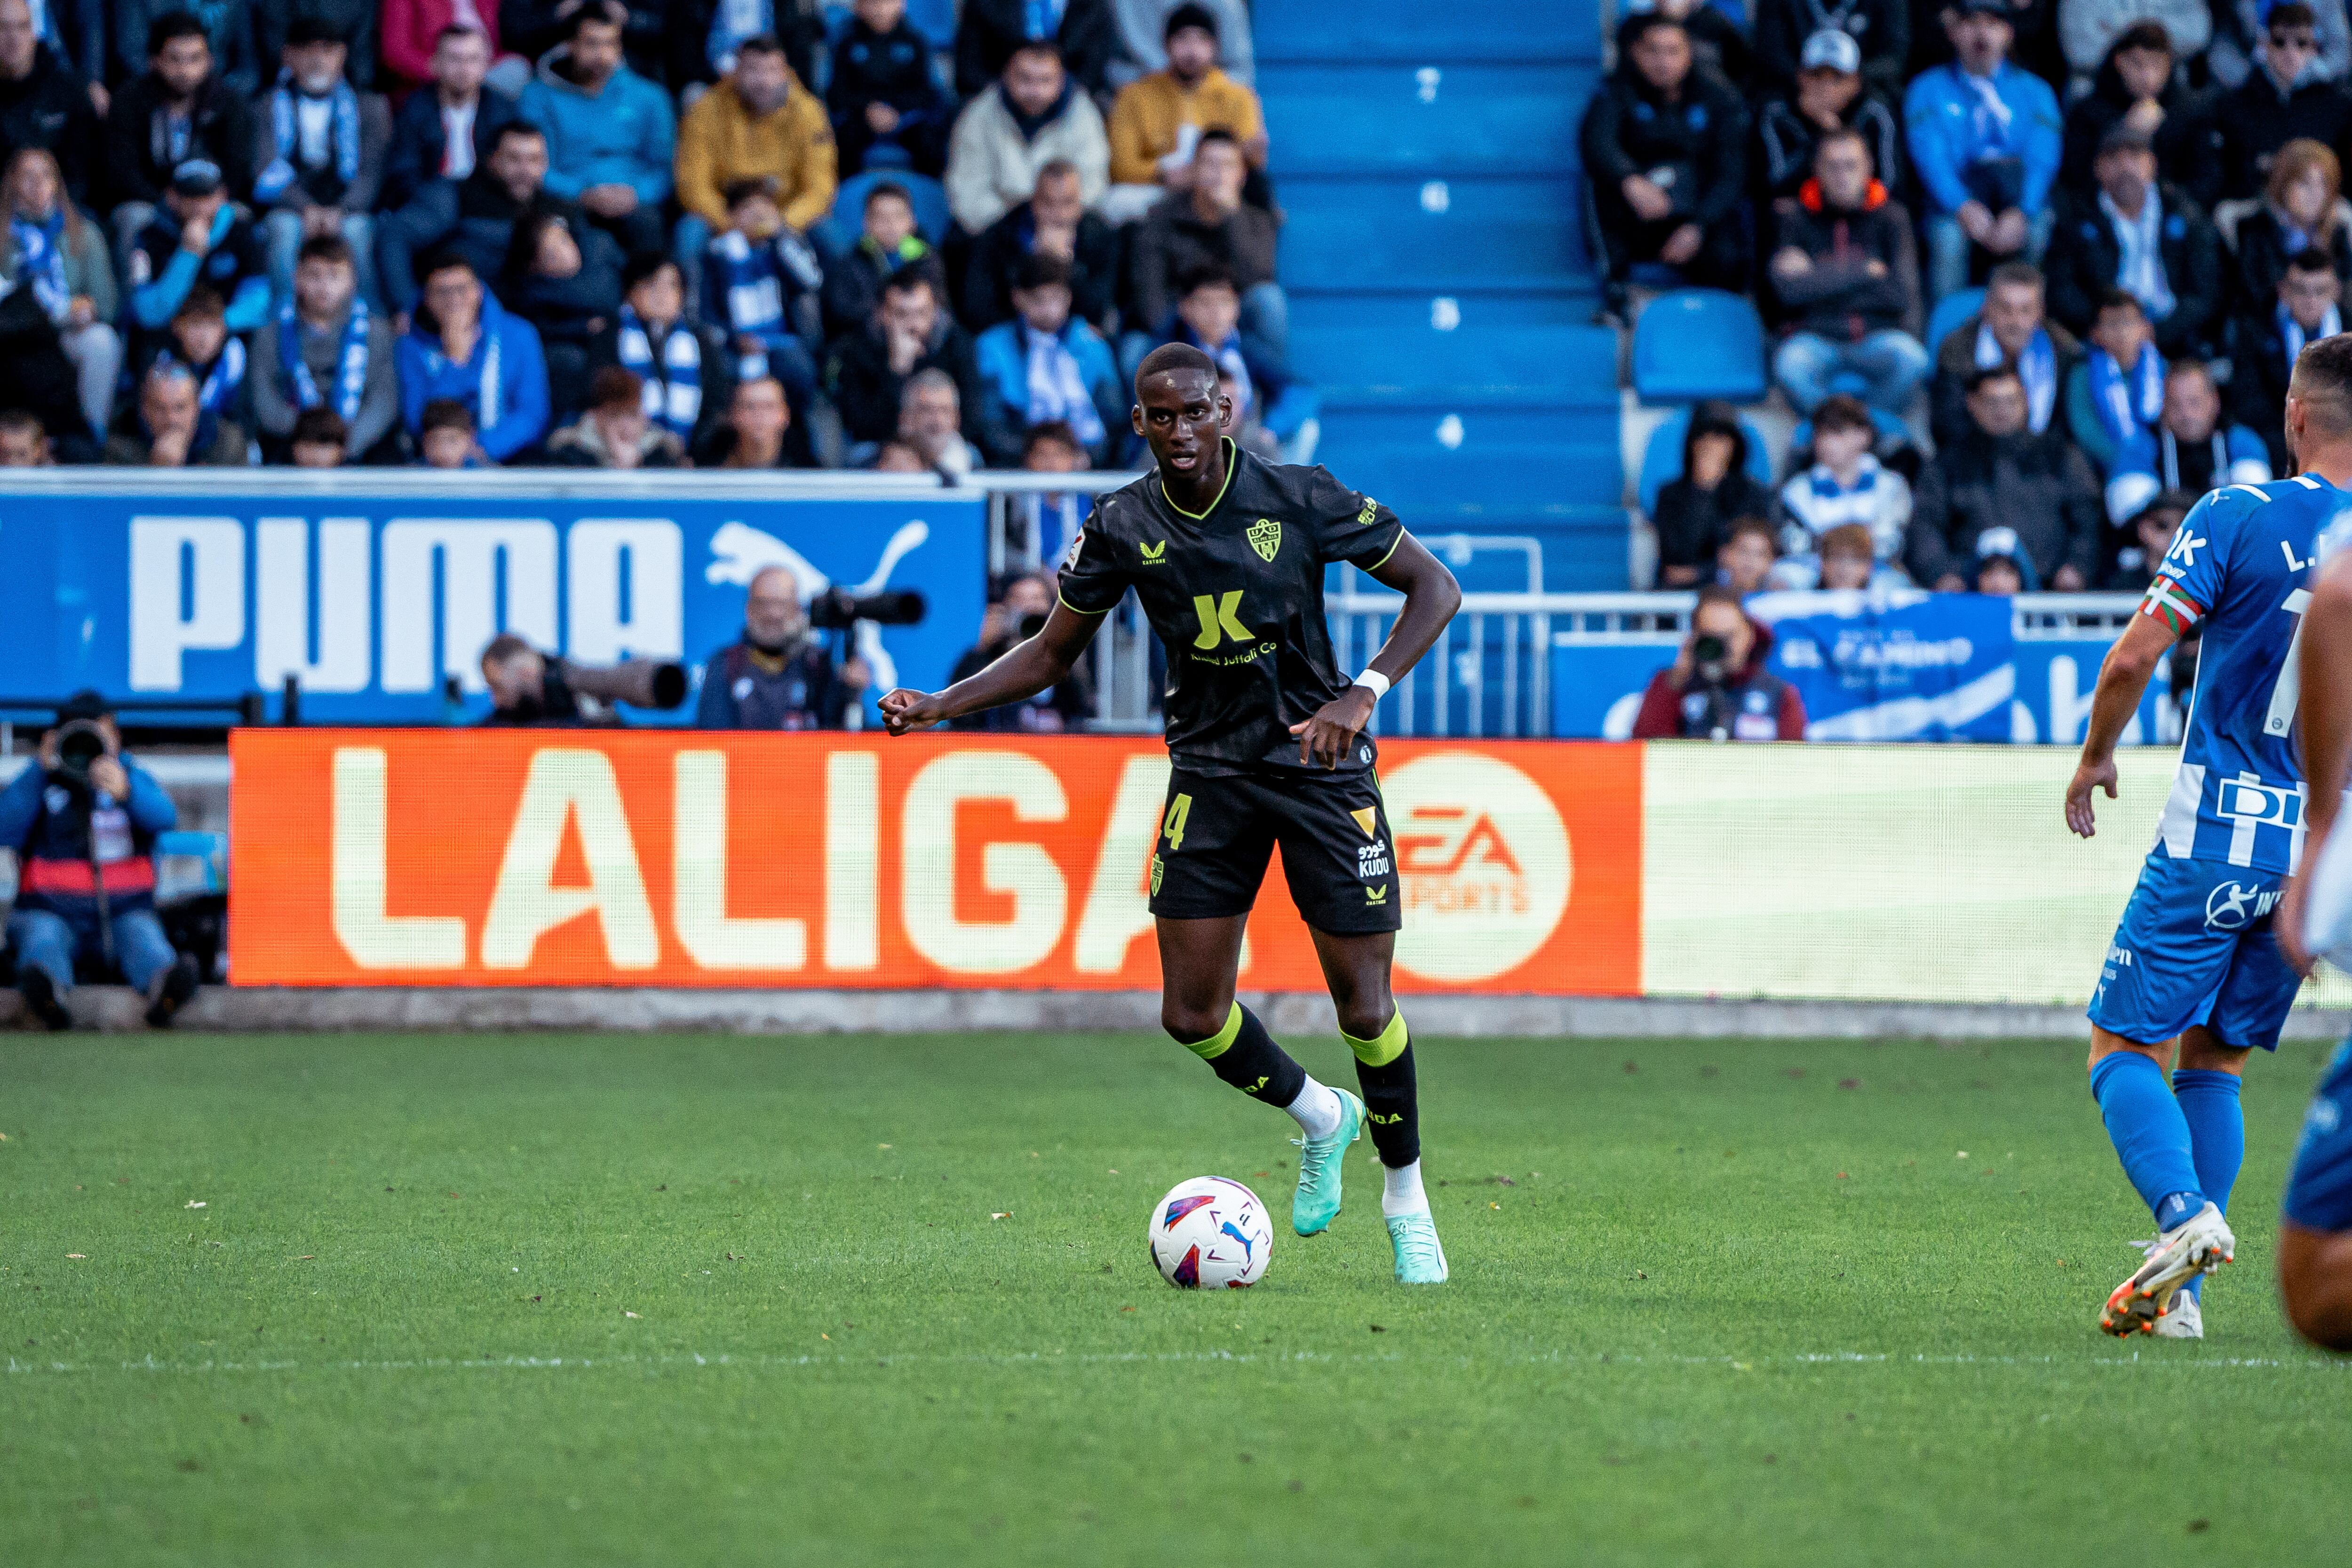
[2288,334,2352,460]
[1135,341,1218,397]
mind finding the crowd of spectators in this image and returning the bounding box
[0,0,1301,475]
[1585,0,2352,595]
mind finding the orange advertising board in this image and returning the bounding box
[226,731,1642,994]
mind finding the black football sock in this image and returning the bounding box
[1176,1003,1308,1108]
[1343,1011,1420,1168]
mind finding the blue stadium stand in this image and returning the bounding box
[1259,1,1627,586]
[1629,289,1769,404]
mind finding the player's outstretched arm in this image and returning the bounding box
[1288,532,1462,768]
[879,602,1104,734]
[2280,555,2352,972]
[2065,610,2180,839]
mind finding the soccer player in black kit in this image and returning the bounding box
[880,343,1463,1283]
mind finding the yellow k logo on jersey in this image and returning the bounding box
[1138,539,1168,563]
[1191,590,1254,649]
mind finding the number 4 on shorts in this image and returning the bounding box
[1162,793,1193,850]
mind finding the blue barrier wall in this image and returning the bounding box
[0,474,985,723]
[1549,638,2170,742]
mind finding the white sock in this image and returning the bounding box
[1381,1159,1429,1218]
[1285,1076,1343,1141]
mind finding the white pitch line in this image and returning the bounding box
[5,1348,2345,1377]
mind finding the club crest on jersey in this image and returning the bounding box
[1248,517,1281,562]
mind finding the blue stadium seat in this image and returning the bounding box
[1315,406,1623,509]
[903,0,958,51]
[812,170,951,255]
[1636,409,1775,517]
[1287,290,1597,334]
[1256,0,1597,63]
[1277,175,1588,292]
[1298,324,1617,408]
[1925,287,1985,357]
[1261,64,1592,177]
[1630,290,1768,404]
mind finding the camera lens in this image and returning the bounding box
[1692,634,1729,665]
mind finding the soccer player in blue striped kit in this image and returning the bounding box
[2062,336,2352,1337]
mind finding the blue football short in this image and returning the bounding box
[2285,1039,2352,1233]
[2086,853,2299,1051]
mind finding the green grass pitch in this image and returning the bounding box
[5,1027,2351,1565]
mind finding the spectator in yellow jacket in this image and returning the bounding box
[1103,3,1265,223]
[675,32,836,290]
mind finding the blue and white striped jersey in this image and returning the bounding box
[2140,474,2351,874]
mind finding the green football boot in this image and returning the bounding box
[1291,1089,1365,1236]
[1385,1210,1449,1284]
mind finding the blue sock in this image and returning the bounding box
[2173,1069,2245,1302]
[2090,1051,2206,1230]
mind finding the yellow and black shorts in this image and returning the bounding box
[1147,765,1402,935]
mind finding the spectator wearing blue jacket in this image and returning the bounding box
[2103,359,2272,524]
[974,250,1121,467]
[517,1,675,261]
[0,691,198,1030]
[1903,0,2062,306]
[124,159,270,347]
[395,249,549,462]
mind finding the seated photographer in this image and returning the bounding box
[946,572,1092,732]
[0,692,199,1029]
[1629,586,1808,741]
[478,634,687,726]
[694,566,872,730]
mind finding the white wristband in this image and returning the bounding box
[1352,669,1391,700]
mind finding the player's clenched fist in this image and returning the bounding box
[879,688,945,734]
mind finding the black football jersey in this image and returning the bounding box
[1057,439,1406,773]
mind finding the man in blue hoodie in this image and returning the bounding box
[518,0,675,261]
[1,691,198,1030]
[393,249,550,462]
[1904,0,2062,306]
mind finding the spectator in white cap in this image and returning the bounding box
[1753,0,1908,96]
[1756,27,1904,201]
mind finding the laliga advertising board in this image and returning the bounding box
[226,733,1642,994]
[0,474,983,721]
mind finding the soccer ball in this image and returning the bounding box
[1148,1176,1273,1289]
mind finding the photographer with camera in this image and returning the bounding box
[946,572,1093,732]
[694,565,882,730]
[479,635,689,726]
[0,692,199,1029]
[1630,586,1808,741]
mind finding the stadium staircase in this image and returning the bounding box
[1256,0,1626,588]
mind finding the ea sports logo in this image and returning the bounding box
[1382,754,1572,983]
